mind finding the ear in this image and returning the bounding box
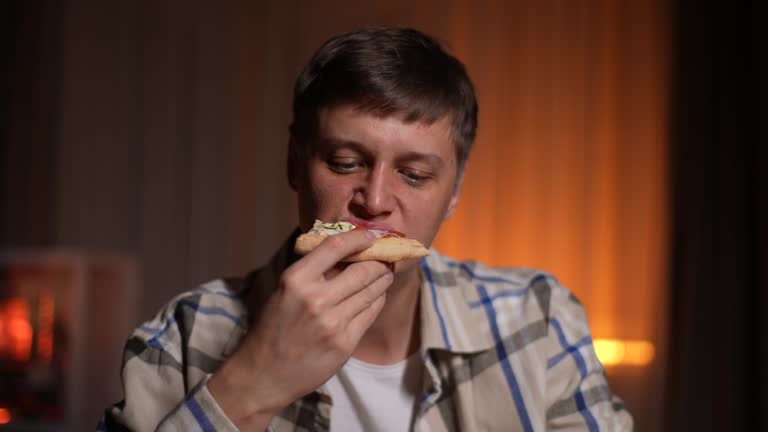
[444,170,465,221]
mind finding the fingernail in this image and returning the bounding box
[365,230,376,240]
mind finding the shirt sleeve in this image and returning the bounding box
[98,296,241,431]
[544,282,634,431]
[154,376,240,432]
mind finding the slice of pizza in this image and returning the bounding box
[294,220,430,263]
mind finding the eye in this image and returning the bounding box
[400,168,431,186]
[327,158,365,174]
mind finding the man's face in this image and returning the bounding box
[292,104,463,272]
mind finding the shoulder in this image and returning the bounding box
[426,250,575,317]
[126,277,250,370]
[423,250,590,352]
[446,257,600,367]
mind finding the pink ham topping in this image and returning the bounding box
[344,218,405,238]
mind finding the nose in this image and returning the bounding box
[351,163,395,217]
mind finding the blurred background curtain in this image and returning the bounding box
[664,0,765,430]
[1,0,763,430]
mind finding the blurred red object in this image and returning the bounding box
[0,251,139,431]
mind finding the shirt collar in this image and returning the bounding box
[419,249,497,354]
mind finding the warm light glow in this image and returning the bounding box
[0,407,11,425]
[430,0,669,389]
[2,299,33,362]
[37,293,55,362]
[594,339,655,366]
[623,340,656,365]
[594,339,626,365]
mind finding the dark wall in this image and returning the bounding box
[665,0,765,429]
[1,0,61,246]
[2,1,300,318]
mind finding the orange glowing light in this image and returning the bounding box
[37,293,55,362]
[594,339,655,366]
[594,339,626,365]
[0,407,11,425]
[0,316,5,352]
[4,299,33,362]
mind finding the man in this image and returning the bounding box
[101,27,632,431]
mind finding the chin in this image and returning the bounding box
[393,257,423,275]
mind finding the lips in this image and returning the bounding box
[342,216,399,233]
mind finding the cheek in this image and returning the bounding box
[298,164,340,228]
[309,170,335,202]
[403,186,456,238]
[308,167,355,212]
[311,182,339,207]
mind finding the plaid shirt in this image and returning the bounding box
[101,234,632,431]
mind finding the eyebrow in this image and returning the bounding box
[319,137,447,168]
[396,151,446,168]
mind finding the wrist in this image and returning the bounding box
[208,357,280,429]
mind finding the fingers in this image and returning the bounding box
[326,261,391,305]
[336,267,393,321]
[292,230,376,278]
[322,262,349,282]
[345,293,387,344]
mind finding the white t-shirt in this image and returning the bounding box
[324,353,423,432]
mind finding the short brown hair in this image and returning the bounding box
[290,27,478,171]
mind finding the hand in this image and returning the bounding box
[208,229,393,430]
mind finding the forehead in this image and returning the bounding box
[315,105,456,159]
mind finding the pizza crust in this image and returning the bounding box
[294,233,430,263]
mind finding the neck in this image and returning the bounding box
[352,264,422,364]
